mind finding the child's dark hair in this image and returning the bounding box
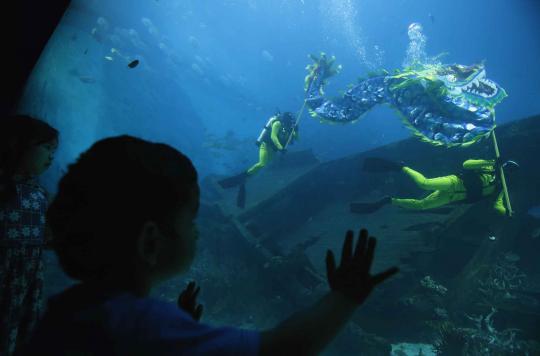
[0,115,59,203]
[47,135,198,281]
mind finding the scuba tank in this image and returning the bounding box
[256,116,279,146]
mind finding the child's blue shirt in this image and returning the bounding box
[24,284,259,355]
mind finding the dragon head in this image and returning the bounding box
[391,62,507,146]
[435,63,506,108]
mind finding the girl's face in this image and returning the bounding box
[19,139,58,176]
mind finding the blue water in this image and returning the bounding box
[18,0,540,189]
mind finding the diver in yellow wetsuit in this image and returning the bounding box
[217,112,298,206]
[247,112,299,175]
[351,157,518,215]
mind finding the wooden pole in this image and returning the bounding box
[284,68,319,149]
[492,130,513,216]
[284,100,306,149]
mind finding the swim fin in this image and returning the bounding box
[350,196,391,214]
[218,172,248,189]
[237,183,246,208]
[362,157,403,172]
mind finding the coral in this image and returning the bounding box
[428,251,536,356]
[433,323,466,355]
[477,252,532,308]
[432,309,532,356]
[420,275,448,295]
[434,307,448,319]
[461,307,529,355]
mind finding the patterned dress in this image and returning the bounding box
[0,176,48,356]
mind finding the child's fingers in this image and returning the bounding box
[371,267,399,286]
[194,305,204,321]
[326,250,336,279]
[341,231,354,265]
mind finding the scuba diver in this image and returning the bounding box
[218,111,299,207]
[350,157,519,216]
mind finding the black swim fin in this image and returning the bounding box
[218,172,248,189]
[362,157,403,172]
[350,196,391,214]
[237,183,246,209]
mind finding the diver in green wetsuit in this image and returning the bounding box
[351,157,519,215]
[248,112,299,175]
[217,112,298,207]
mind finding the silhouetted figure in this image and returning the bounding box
[23,135,397,355]
[0,115,58,356]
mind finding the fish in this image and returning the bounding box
[90,28,103,43]
[191,63,204,75]
[504,252,520,262]
[527,205,540,219]
[402,221,444,232]
[261,50,274,62]
[78,76,95,84]
[188,36,199,49]
[104,56,114,61]
[428,13,435,23]
[84,49,88,55]
[128,59,139,68]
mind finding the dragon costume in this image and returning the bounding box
[304,53,507,147]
